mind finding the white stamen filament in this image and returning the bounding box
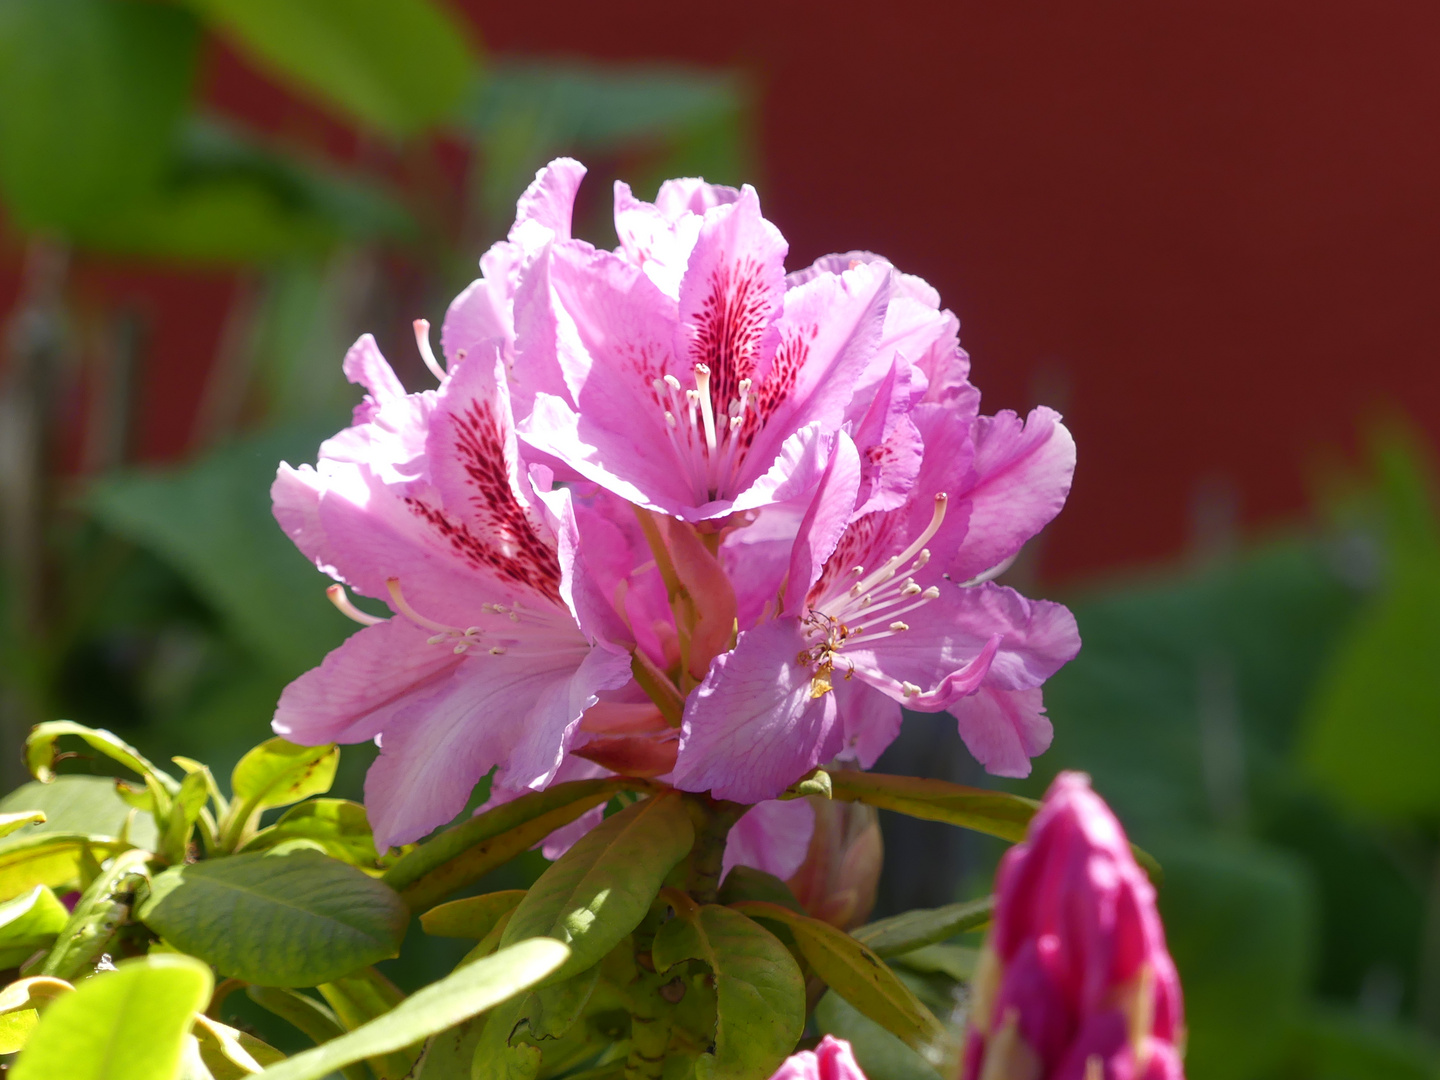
[650,364,758,503]
[386,577,483,653]
[412,319,446,382]
[851,495,948,599]
[693,364,718,454]
[327,584,385,626]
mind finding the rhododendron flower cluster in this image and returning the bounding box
[963,773,1185,1080]
[271,158,1080,851]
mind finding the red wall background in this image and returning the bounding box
[10,1,1440,583]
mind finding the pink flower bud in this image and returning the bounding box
[962,772,1185,1080]
[770,1036,869,1080]
[786,797,884,931]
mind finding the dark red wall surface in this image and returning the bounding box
[11,2,1440,582]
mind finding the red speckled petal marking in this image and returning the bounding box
[418,393,562,602]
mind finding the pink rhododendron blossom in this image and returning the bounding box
[272,156,1082,847]
[271,336,631,849]
[962,773,1186,1080]
[769,1036,868,1080]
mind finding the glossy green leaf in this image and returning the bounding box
[25,721,179,794]
[318,967,417,1080]
[729,902,947,1059]
[717,866,806,914]
[223,738,339,847]
[186,0,476,137]
[887,944,978,982]
[411,1012,486,1078]
[828,771,1162,884]
[851,898,993,959]
[0,886,69,968]
[0,833,129,900]
[501,793,695,982]
[40,848,152,980]
[140,850,407,986]
[245,986,369,1080]
[825,770,1037,842]
[242,799,380,867]
[0,777,156,849]
[653,902,806,1080]
[253,938,569,1080]
[470,994,544,1080]
[0,0,198,233]
[10,954,212,1080]
[162,769,211,864]
[383,777,645,912]
[0,812,45,840]
[422,889,528,939]
[0,1010,38,1055]
[192,1013,286,1078]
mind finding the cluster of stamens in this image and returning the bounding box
[800,494,949,699]
[326,580,516,655]
[652,364,754,500]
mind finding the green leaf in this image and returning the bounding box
[192,1013,286,1078]
[729,902,947,1060]
[717,867,806,914]
[161,770,211,865]
[469,994,544,1080]
[139,850,407,986]
[186,0,476,138]
[0,1010,38,1055]
[25,721,179,794]
[887,944,978,983]
[0,812,45,840]
[422,890,528,939]
[383,777,645,912]
[827,771,1163,884]
[242,799,381,868]
[318,967,418,1080]
[0,0,199,233]
[10,954,213,1080]
[0,776,157,850]
[0,833,129,900]
[653,902,806,1080]
[825,770,1037,842]
[851,898,993,959]
[222,737,339,848]
[40,849,152,980]
[0,886,69,968]
[252,938,569,1080]
[1301,429,1440,817]
[501,793,695,982]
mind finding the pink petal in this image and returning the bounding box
[832,678,904,769]
[674,617,844,803]
[509,157,586,247]
[722,798,817,881]
[951,407,1077,582]
[272,617,462,746]
[442,241,522,368]
[786,431,861,614]
[364,644,630,848]
[951,686,1054,778]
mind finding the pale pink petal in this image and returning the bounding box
[654,176,742,219]
[442,241,521,367]
[769,1036,867,1080]
[364,643,628,848]
[722,798,817,881]
[613,180,704,297]
[832,679,904,769]
[509,157,586,247]
[674,617,844,803]
[951,686,1053,778]
[272,617,462,745]
[272,463,336,579]
[786,431,861,614]
[341,334,406,413]
[951,407,1077,582]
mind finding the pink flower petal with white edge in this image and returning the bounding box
[952,686,1054,778]
[722,798,817,882]
[674,617,844,804]
[272,617,462,746]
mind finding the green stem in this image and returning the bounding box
[624,970,674,1080]
[683,795,746,905]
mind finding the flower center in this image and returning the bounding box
[797,494,949,699]
[652,363,754,502]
